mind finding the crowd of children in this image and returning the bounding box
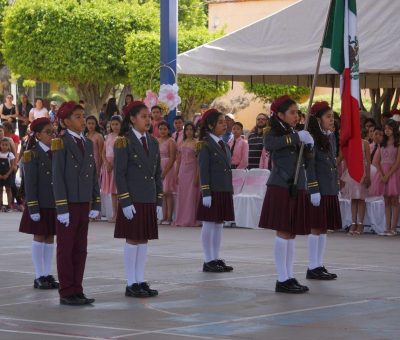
[3,92,399,305]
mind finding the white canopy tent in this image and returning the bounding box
[177,0,400,89]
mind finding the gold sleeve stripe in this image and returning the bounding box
[56,202,68,206]
[308,183,319,188]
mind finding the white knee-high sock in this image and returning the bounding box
[43,243,54,276]
[135,244,148,284]
[201,222,214,262]
[318,234,327,267]
[212,223,223,260]
[124,243,138,286]
[32,241,44,279]
[286,239,295,279]
[274,237,289,282]
[308,234,319,270]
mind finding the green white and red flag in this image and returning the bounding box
[323,0,364,182]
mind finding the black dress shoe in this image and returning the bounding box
[125,283,151,298]
[215,259,233,272]
[321,266,338,279]
[75,293,95,304]
[306,267,336,280]
[60,295,86,306]
[45,275,60,289]
[203,260,225,273]
[289,278,309,292]
[140,282,158,297]
[34,276,51,289]
[275,279,307,294]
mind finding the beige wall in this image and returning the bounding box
[208,0,298,33]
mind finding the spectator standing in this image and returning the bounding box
[17,94,33,138]
[222,113,235,143]
[247,113,268,169]
[29,98,49,122]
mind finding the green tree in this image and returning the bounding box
[243,83,310,104]
[126,26,229,117]
[2,0,157,114]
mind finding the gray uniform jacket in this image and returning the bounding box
[23,145,55,214]
[198,134,233,197]
[264,129,319,194]
[114,130,163,207]
[311,135,339,196]
[51,132,101,215]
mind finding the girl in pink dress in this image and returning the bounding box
[158,121,177,224]
[174,122,200,227]
[101,116,122,222]
[371,119,400,236]
[228,122,248,169]
[340,139,371,235]
[85,116,104,177]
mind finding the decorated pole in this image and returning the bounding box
[160,0,178,130]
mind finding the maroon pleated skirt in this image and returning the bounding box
[114,203,158,240]
[196,192,235,222]
[308,195,342,232]
[19,207,57,236]
[259,185,310,235]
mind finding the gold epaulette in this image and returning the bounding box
[51,138,64,151]
[23,150,34,163]
[115,136,128,149]
[195,141,207,154]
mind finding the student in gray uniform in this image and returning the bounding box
[114,100,162,298]
[196,109,234,273]
[258,95,317,294]
[19,117,59,290]
[52,101,101,306]
[306,102,341,280]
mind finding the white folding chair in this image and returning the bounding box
[232,169,247,196]
[233,169,270,228]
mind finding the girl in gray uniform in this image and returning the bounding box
[259,95,316,294]
[19,117,59,290]
[196,109,234,273]
[306,102,341,280]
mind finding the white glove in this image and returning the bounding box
[156,206,163,217]
[297,130,314,147]
[88,210,99,219]
[202,196,212,208]
[310,193,321,207]
[30,213,40,222]
[122,205,136,220]
[57,213,70,227]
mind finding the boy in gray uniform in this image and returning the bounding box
[52,101,101,305]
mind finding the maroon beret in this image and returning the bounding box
[122,100,146,117]
[201,108,220,125]
[311,101,331,116]
[30,117,51,132]
[57,101,83,120]
[270,95,292,114]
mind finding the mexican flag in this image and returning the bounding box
[323,0,364,182]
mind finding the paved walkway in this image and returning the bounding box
[0,212,399,339]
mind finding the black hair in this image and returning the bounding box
[26,120,51,151]
[121,102,148,136]
[158,121,171,137]
[105,97,119,121]
[381,119,400,148]
[84,115,103,136]
[308,115,331,152]
[124,94,134,105]
[183,122,196,140]
[151,105,162,112]
[34,97,43,105]
[173,115,184,122]
[364,118,376,128]
[233,122,243,129]
[269,98,297,136]
[199,110,224,140]
[1,121,13,133]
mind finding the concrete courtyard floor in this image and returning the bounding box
[0,211,399,340]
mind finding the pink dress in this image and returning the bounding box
[89,134,102,175]
[341,141,370,199]
[160,138,177,193]
[101,134,117,194]
[370,144,400,196]
[174,145,200,227]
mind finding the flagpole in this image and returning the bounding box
[293,0,335,186]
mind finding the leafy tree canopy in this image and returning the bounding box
[243,82,310,104]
